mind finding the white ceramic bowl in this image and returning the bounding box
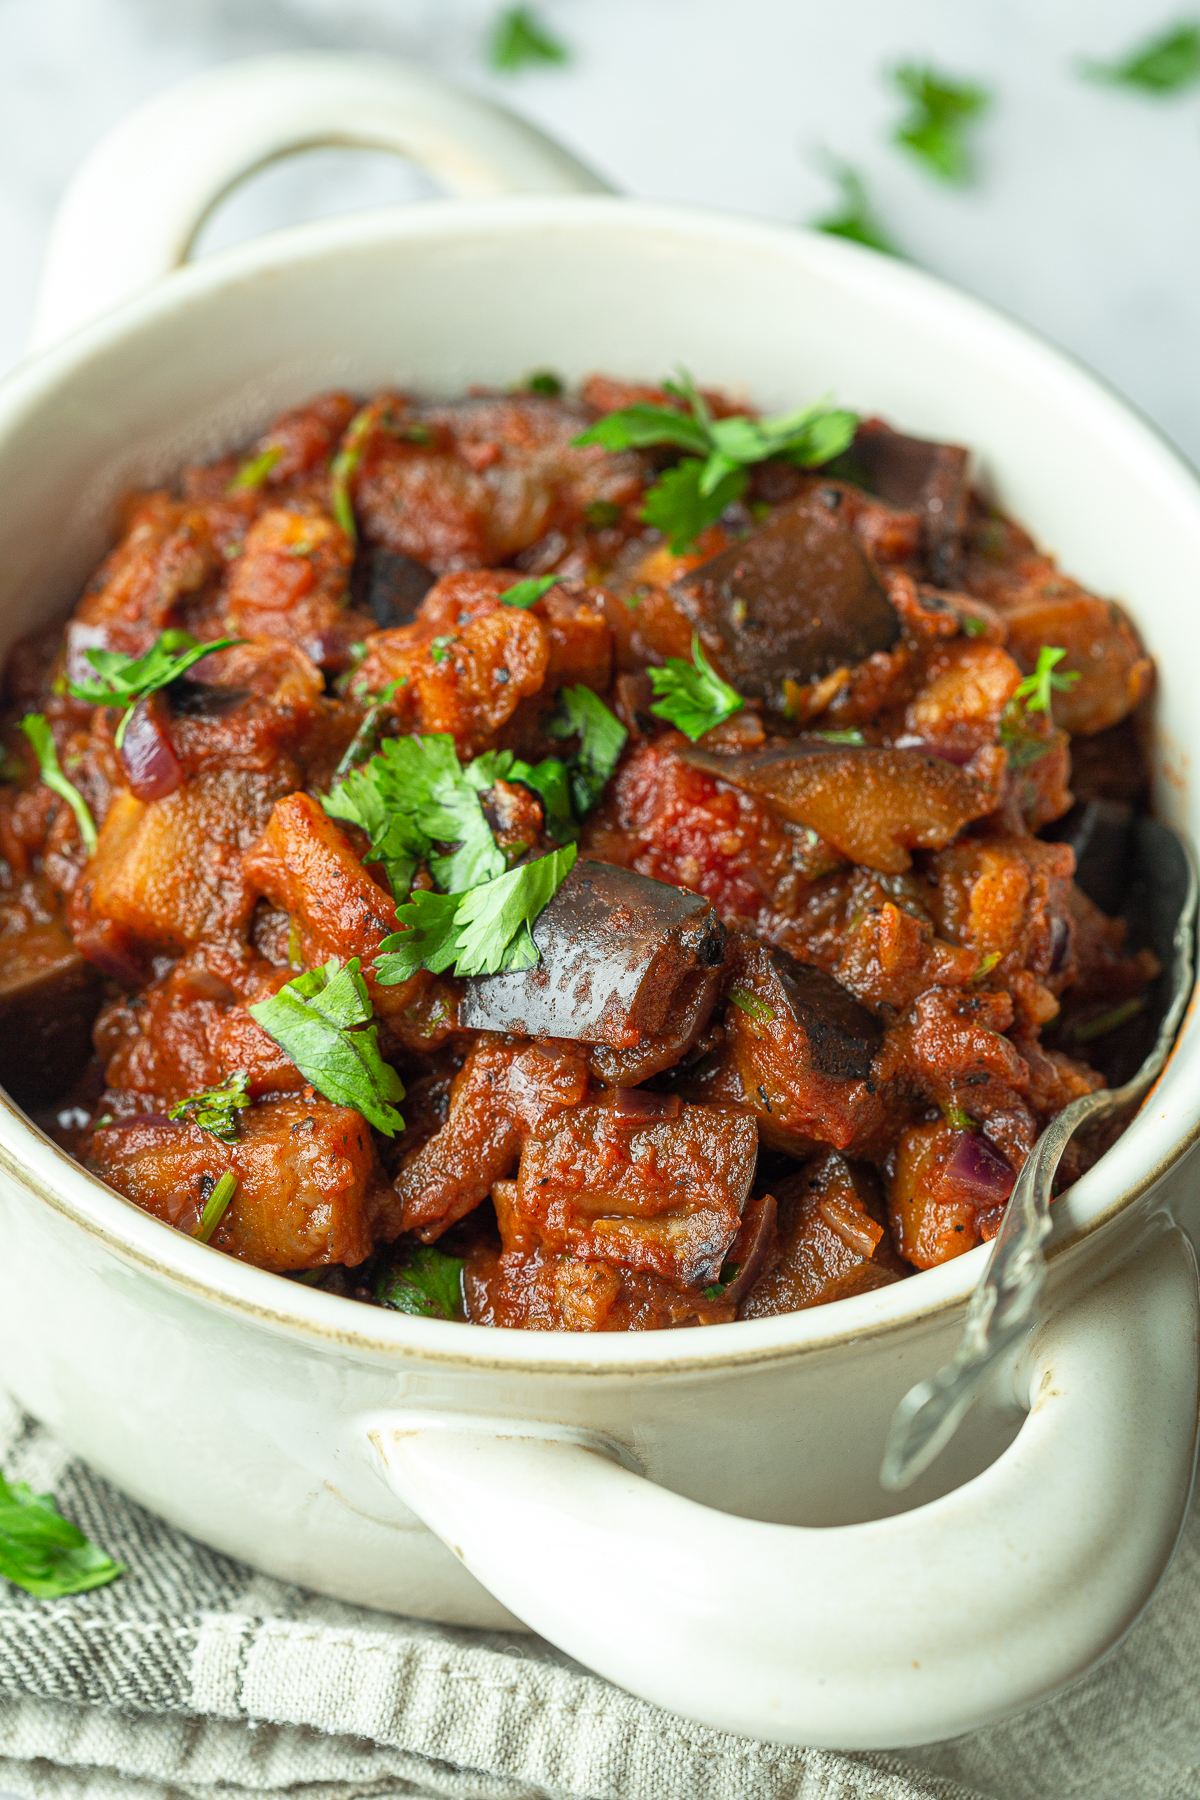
[2,53,1199,1751]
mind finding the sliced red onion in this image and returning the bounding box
[891,732,975,767]
[945,1130,1016,1204]
[75,921,147,987]
[65,622,113,687]
[96,1112,177,1131]
[303,626,358,672]
[612,1088,683,1124]
[120,695,183,801]
[1048,914,1071,976]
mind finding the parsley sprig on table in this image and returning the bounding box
[375,843,577,983]
[890,63,991,185]
[19,714,97,853]
[0,1467,124,1598]
[1080,20,1200,94]
[376,1244,465,1319]
[648,636,744,741]
[487,4,570,73]
[814,159,902,256]
[66,629,243,750]
[574,370,857,552]
[168,1072,251,1143]
[248,958,406,1135]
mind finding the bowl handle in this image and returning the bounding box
[370,1225,1199,1749]
[30,51,611,352]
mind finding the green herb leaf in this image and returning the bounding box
[728,987,776,1022]
[324,733,506,897]
[247,958,406,1134]
[574,404,712,456]
[970,949,1002,984]
[376,1244,465,1318]
[810,728,866,745]
[375,843,577,982]
[1011,645,1080,715]
[961,613,989,638]
[334,680,400,780]
[1080,20,1200,93]
[329,404,376,543]
[545,685,628,814]
[891,63,991,185]
[940,1100,979,1133]
[702,1262,741,1302]
[501,575,557,609]
[648,635,744,741]
[1068,995,1145,1042]
[429,635,456,665]
[168,1072,251,1143]
[0,1468,124,1598]
[487,4,570,72]
[584,499,623,528]
[813,159,901,255]
[521,370,563,396]
[20,714,97,853]
[67,631,244,749]
[194,1170,238,1243]
[641,457,748,553]
[227,444,282,492]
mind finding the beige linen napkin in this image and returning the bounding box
[1,1388,1196,1800]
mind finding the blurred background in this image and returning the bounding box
[3,0,1199,458]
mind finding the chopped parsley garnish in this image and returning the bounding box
[0,1468,124,1597]
[501,575,557,609]
[325,732,506,896]
[375,843,577,982]
[329,404,376,543]
[970,949,1002,984]
[248,959,406,1135]
[487,4,570,72]
[1068,995,1145,1043]
[376,1244,465,1319]
[521,370,563,395]
[811,727,866,745]
[20,714,97,853]
[429,635,456,665]
[575,369,857,552]
[168,1072,251,1143]
[546,685,629,814]
[940,1100,979,1133]
[702,1262,741,1302]
[890,63,991,185]
[648,635,744,741]
[1080,20,1200,93]
[194,1171,239,1243]
[999,645,1078,767]
[227,444,282,492]
[961,614,989,638]
[728,988,775,1023]
[66,629,243,749]
[334,680,400,779]
[814,159,901,255]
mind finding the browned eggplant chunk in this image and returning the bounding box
[352,546,437,628]
[850,420,970,585]
[0,924,103,1106]
[669,490,899,706]
[682,740,1006,874]
[738,1152,905,1317]
[459,860,726,1050]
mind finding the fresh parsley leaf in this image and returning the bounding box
[961,614,989,638]
[20,714,97,853]
[324,733,505,897]
[575,374,857,553]
[813,159,901,256]
[334,680,400,780]
[194,1170,238,1243]
[247,958,406,1135]
[329,404,375,543]
[502,575,558,609]
[1080,19,1200,93]
[891,63,991,185]
[227,444,282,492]
[67,631,244,749]
[376,1244,465,1318]
[375,844,577,982]
[521,370,563,396]
[0,1468,124,1598]
[1012,645,1079,715]
[429,635,456,665]
[465,747,581,844]
[702,1262,741,1302]
[648,635,744,741]
[545,685,628,813]
[487,5,570,72]
[168,1072,251,1143]
[940,1100,980,1133]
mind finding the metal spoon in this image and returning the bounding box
[880,816,1198,1492]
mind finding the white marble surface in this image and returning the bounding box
[3,0,1199,459]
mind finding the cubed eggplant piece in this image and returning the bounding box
[0,923,103,1106]
[769,951,884,1078]
[351,546,437,628]
[849,421,970,585]
[459,860,726,1046]
[1043,799,1134,916]
[669,490,899,707]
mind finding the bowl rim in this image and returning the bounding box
[5,189,1200,1376]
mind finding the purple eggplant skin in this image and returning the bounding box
[848,421,970,587]
[1043,798,1134,917]
[460,860,726,1047]
[0,936,102,1107]
[669,489,900,708]
[351,547,437,628]
[765,948,884,1079]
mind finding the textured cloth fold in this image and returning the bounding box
[2,1391,1199,1800]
